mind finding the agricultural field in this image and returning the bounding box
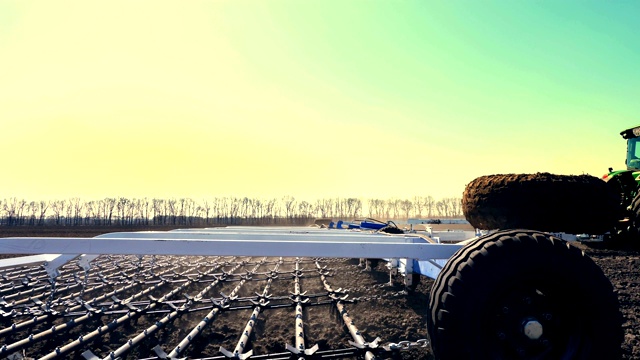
[580,242,640,359]
[0,226,638,359]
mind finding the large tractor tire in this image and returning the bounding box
[629,192,640,238]
[462,173,620,234]
[427,230,622,360]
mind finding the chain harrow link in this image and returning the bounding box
[4,255,429,356]
[384,338,429,351]
[79,268,89,298]
[341,283,411,302]
[46,277,57,309]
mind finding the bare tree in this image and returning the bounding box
[178,198,187,225]
[64,200,74,225]
[315,198,333,218]
[446,197,462,217]
[240,197,251,219]
[70,198,83,226]
[263,198,276,224]
[0,194,462,229]
[185,198,197,225]
[26,201,37,226]
[367,199,385,219]
[345,198,361,218]
[386,199,401,219]
[424,196,435,218]
[1,198,15,225]
[151,199,162,225]
[139,198,150,225]
[435,200,444,217]
[167,199,177,225]
[297,201,311,218]
[116,198,128,225]
[84,201,94,225]
[272,198,282,220]
[400,199,413,220]
[201,199,211,225]
[229,197,240,224]
[103,198,116,225]
[252,199,263,223]
[367,198,376,218]
[126,199,136,225]
[50,200,66,225]
[413,196,424,218]
[38,200,49,226]
[283,196,296,219]
[16,199,27,225]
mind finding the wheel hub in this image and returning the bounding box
[523,319,543,340]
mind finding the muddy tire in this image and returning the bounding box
[630,192,640,236]
[462,173,620,234]
[427,230,622,360]
[605,171,638,211]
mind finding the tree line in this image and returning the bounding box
[0,196,463,227]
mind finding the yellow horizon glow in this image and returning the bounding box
[1,1,637,202]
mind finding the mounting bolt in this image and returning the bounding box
[541,339,551,347]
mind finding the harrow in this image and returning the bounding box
[0,223,624,359]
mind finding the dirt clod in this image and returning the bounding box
[462,173,621,234]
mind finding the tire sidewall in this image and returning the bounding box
[428,230,621,360]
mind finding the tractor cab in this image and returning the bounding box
[620,125,640,170]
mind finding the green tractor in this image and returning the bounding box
[425,127,636,359]
[603,125,640,238]
[461,125,640,243]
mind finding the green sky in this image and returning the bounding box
[0,0,638,201]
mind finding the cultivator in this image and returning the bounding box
[0,224,625,359]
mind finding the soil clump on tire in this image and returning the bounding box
[462,173,621,234]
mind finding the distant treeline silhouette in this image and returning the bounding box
[0,196,463,227]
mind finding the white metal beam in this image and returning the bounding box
[0,254,63,269]
[95,229,428,242]
[0,233,462,260]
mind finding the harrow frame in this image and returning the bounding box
[0,225,622,359]
[0,226,466,284]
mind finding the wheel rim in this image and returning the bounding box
[486,284,582,359]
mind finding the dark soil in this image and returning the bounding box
[0,226,638,359]
[576,241,640,359]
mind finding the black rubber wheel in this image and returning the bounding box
[604,171,638,211]
[427,230,622,360]
[630,192,640,237]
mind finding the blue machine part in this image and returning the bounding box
[359,219,387,230]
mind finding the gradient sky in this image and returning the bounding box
[1,1,639,202]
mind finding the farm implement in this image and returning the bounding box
[3,125,638,359]
[0,220,623,359]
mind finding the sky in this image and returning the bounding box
[1,0,639,202]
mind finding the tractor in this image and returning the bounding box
[462,124,640,244]
[423,126,640,359]
[603,124,640,239]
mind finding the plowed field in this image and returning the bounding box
[0,226,638,359]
